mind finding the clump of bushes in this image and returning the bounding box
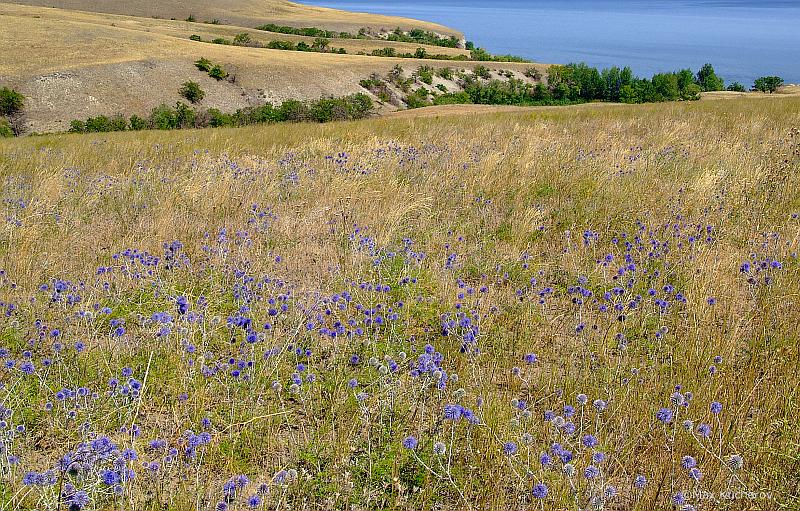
[255,23,355,39]
[196,58,229,80]
[180,81,205,103]
[265,40,345,53]
[416,66,434,85]
[386,27,460,48]
[68,94,373,134]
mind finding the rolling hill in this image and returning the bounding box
[0,2,545,133]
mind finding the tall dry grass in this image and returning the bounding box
[0,98,798,510]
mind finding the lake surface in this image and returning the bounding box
[308,0,800,86]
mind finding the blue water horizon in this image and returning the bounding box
[308,0,800,86]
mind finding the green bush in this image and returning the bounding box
[180,81,205,103]
[726,82,746,92]
[473,66,491,79]
[128,115,147,130]
[189,34,202,42]
[69,119,85,133]
[432,92,470,105]
[0,87,24,116]
[0,118,13,138]
[233,33,252,46]
[195,57,212,72]
[211,38,231,45]
[417,66,434,85]
[436,67,453,80]
[208,65,228,81]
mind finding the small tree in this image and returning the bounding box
[752,76,784,93]
[0,87,24,116]
[696,63,724,91]
[180,81,205,103]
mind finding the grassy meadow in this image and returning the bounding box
[0,98,798,510]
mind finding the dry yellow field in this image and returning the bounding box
[0,97,798,510]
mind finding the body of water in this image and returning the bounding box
[309,0,800,86]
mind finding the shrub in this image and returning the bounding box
[211,38,231,45]
[436,67,453,80]
[180,81,205,103]
[726,82,746,92]
[68,119,85,133]
[524,67,543,80]
[267,40,296,51]
[185,14,196,22]
[208,65,228,80]
[0,118,13,138]
[128,115,147,130]
[473,66,491,79]
[417,66,434,85]
[0,87,24,116]
[195,58,212,72]
[233,33,252,46]
[433,91,470,105]
[189,34,202,41]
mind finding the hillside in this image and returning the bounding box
[0,97,798,509]
[2,0,463,37]
[0,3,543,133]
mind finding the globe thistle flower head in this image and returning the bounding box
[727,454,744,471]
[433,442,446,456]
[532,483,548,499]
[402,436,418,449]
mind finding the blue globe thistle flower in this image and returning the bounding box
[443,403,463,421]
[634,475,647,488]
[433,442,446,456]
[710,401,722,414]
[681,456,696,469]
[697,423,711,437]
[688,468,702,481]
[582,434,598,448]
[69,491,90,509]
[656,408,673,423]
[402,436,418,449]
[532,483,548,499]
[604,485,617,498]
[503,442,518,456]
[247,495,261,508]
[584,465,600,479]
